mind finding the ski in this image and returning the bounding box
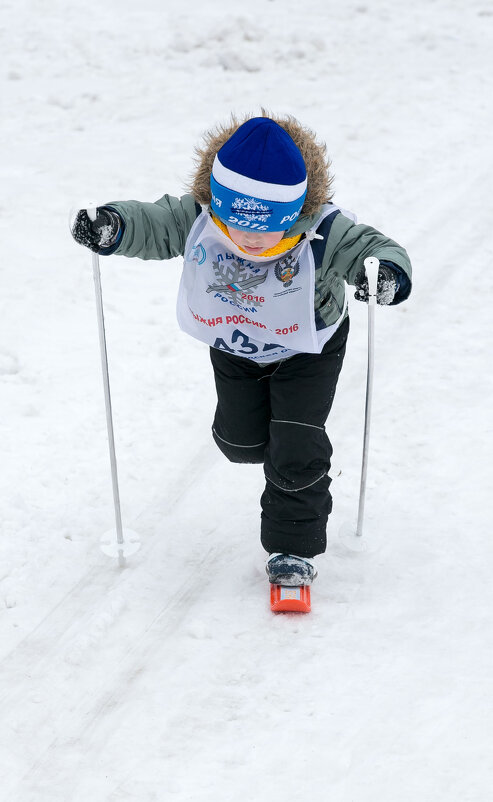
[270,584,311,613]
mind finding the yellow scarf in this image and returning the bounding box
[212,215,301,257]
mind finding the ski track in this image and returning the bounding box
[14,542,227,799]
[0,443,225,795]
[0,444,373,800]
[0,439,217,681]
[13,553,371,802]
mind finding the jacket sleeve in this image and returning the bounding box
[324,213,412,304]
[103,193,202,260]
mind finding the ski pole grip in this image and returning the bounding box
[364,257,380,306]
[87,207,98,222]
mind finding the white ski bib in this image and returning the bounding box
[177,209,346,363]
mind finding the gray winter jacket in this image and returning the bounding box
[104,193,412,328]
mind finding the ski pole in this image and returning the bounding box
[89,210,140,565]
[355,256,380,538]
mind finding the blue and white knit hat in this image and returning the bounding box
[210,117,307,232]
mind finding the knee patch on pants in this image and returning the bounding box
[265,418,332,490]
[212,426,266,464]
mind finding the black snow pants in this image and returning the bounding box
[209,316,349,558]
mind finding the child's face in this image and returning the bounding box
[226,226,286,255]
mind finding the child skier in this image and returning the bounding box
[72,113,411,588]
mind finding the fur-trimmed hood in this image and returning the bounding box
[188,112,334,216]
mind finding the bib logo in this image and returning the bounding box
[274,254,300,288]
[187,242,207,265]
[207,259,267,306]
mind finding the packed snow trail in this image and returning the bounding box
[2,222,492,800]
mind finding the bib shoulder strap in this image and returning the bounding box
[309,206,341,268]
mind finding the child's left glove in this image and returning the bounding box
[354,264,398,305]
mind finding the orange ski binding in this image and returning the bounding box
[270,584,311,613]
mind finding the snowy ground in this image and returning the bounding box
[1,0,493,799]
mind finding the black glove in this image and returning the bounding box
[71,207,122,253]
[354,264,399,305]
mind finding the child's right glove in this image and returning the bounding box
[354,264,399,305]
[71,207,122,253]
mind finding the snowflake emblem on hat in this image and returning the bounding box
[231,197,273,222]
[274,254,300,287]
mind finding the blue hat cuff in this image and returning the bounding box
[210,175,307,232]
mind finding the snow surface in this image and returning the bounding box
[1,0,493,799]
